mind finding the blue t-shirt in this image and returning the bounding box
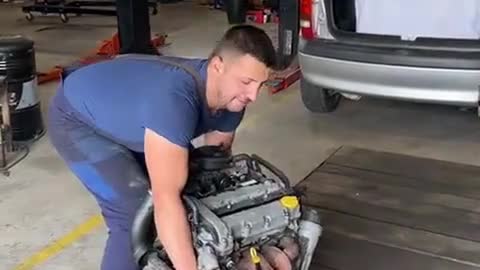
[54,55,245,152]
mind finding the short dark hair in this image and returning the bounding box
[209,24,277,69]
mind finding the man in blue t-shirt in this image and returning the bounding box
[47,25,276,270]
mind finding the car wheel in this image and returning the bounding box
[300,78,341,113]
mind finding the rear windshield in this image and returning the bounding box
[333,0,480,41]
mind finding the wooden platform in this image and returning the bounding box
[296,146,480,270]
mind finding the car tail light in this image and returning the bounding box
[300,0,314,39]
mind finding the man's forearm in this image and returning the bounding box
[154,195,197,270]
[204,131,235,152]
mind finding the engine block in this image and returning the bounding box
[132,147,322,270]
[222,196,301,244]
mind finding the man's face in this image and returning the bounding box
[214,54,271,112]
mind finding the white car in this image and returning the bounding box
[298,0,480,113]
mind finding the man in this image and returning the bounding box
[48,24,277,270]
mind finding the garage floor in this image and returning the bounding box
[2,1,480,269]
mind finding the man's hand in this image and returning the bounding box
[204,130,236,153]
[144,128,197,270]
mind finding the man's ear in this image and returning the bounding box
[211,55,225,74]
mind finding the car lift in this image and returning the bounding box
[36,0,300,93]
[37,0,166,85]
[262,0,301,94]
[22,0,158,23]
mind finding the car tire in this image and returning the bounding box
[300,78,341,113]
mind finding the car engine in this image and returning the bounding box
[131,146,322,270]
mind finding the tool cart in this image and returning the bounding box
[22,0,158,23]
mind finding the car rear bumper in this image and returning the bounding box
[299,43,480,106]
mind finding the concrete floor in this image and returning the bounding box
[2,1,480,269]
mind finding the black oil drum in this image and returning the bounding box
[0,35,44,141]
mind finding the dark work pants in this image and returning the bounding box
[48,95,150,270]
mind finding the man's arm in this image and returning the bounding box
[144,128,196,270]
[205,109,245,152]
[204,130,236,152]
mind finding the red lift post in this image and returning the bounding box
[37,0,166,85]
[251,0,300,94]
[37,33,167,85]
